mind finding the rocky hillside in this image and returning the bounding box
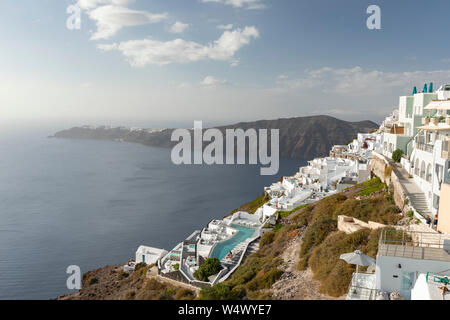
[53,115,378,159]
[57,178,405,300]
[199,178,403,300]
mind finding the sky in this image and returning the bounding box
[1,0,450,129]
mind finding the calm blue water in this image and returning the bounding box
[0,128,306,300]
[210,225,256,261]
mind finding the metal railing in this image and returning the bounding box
[415,143,434,153]
[346,272,378,300]
[347,286,379,300]
[379,229,447,249]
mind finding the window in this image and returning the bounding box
[420,161,426,179]
[426,164,432,183]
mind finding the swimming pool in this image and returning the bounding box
[210,225,256,261]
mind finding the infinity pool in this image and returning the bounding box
[210,225,256,261]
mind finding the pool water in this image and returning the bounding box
[210,225,256,261]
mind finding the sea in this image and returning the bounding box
[0,126,306,299]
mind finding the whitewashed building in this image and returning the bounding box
[409,89,450,215]
[381,89,436,159]
[135,246,168,265]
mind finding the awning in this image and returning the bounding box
[424,100,450,110]
[417,124,450,131]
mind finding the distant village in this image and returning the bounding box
[125,83,450,300]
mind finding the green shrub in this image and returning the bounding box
[117,270,129,281]
[160,288,176,300]
[245,268,283,291]
[291,205,314,226]
[359,178,387,197]
[194,258,222,282]
[87,276,98,285]
[174,288,195,300]
[273,224,282,232]
[279,204,309,219]
[392,149,404,163]
[260,231,275,246]
[231,285,247,300]
[134,262,147,271]
[173,263,180,271]
[200,284,237,300]
[300,217,337,257]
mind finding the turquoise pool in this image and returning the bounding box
[210,225,256,261]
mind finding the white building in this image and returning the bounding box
[381,89,436,159]
[347,230,450,300]
[409,90,450,215]
[135,246,168,265]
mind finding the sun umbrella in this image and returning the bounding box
[429,82,433,93]
[412,86,417,95]
[340,250,376,273]
[423,83,428,93]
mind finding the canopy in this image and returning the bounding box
[424,100,450,110]
[340,250,375,272]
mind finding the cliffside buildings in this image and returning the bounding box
[378,84,450,231]
[346,83,450,300]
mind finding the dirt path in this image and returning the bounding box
[271,232,345,300]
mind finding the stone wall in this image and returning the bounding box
[370,152,407,214]
[337,215,386,234]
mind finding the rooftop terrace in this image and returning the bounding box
[378,230,450,262]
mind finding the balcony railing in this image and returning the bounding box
[442,141,450,160]
[379,229,447,249]
[415,143,434,153]
[346,272,378,300]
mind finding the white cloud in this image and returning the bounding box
[201,76,226,86]
[277,66,450,96]
[77,0,133,10]
[169,21,189,34]
[97,26,259,66]
[218,24,233,30]
[77,1,167,40]
[201,0,266,10]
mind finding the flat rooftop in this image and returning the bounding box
[378,244,450,262]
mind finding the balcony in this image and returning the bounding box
[378,230,450,262]
[442,140,450,160]
[415,143,434,153]
[346,272,378,300]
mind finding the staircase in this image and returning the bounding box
[408,192,432,218]
[391,163,433,218]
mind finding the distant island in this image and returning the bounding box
[53,115,378,160]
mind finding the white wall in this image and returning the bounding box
[376,255,450,296]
